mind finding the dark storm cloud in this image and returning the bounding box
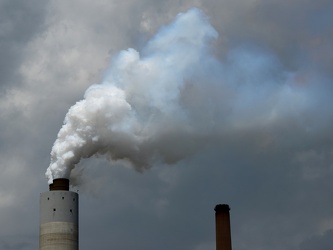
[0,0,49,90]
[0,0,332,250]
[0,1,51,249]
[0,237,34,250]
[73,2,333,249]
[205,0,333,72]
[300,229,333,250]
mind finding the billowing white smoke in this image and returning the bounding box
[46,8,329,184]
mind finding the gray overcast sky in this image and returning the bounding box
[0,0,333,249]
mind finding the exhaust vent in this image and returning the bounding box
[49,178,69,191]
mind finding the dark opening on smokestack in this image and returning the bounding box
[215,204,232,250]
[49,178,69,191]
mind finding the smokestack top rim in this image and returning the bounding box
[214,204,230,212]
[49,178,70,191]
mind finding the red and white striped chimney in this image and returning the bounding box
[214,204,232,250]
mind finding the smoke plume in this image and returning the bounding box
[46,8,331,184]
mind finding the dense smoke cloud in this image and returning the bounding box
[46,7,332,184]
[47,8,217,182]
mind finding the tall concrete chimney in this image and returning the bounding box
[40,178,79,250]
[215,204,232,250]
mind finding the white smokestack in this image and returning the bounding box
[46,7,328,184]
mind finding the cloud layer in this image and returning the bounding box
[0,0,332,249]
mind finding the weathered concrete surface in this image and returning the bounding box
[40,190,78,250]
[40,222,78,250]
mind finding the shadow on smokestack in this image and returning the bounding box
[215,204,232,250]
